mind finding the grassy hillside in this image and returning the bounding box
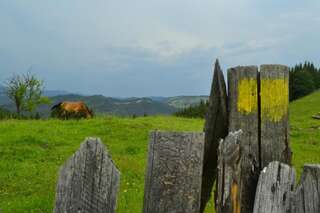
[289,91,320,177]
[1,91,320,212]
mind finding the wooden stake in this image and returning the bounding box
[54,138,120,213]
[290,164,320,213]
[260,65,291,169]
[201,59,228,212]
[253,161,295,213]
[217,66,260,213]
[143,131,205,213]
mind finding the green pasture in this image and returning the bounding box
[1,91,320,212]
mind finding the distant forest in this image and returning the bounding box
[174,100,208,119]
[176,62,320,118]
[290,62,320,101]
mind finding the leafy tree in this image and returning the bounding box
[5,73,50,117]
[5,74,26,115]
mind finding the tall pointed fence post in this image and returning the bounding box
[54,138,120,213]
[201,59,228,212]
[143,131,205,213]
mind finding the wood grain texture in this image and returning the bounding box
[201,59,228,212]
[216,64,293,213]
[260,65,291,169]
[228,66,259,162]
[54,138,120,213]
[216,130,243,213]
[143,131,205,213]
[253,161,295,213]
[290,164,320,213]
[223,66,260,213]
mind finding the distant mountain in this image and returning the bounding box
[0,85,208,117]
[148,96,169,102]
[43,90,70,97]
[164,96,209,109]
[35,94,178,117]
[36,95,208,117]
[0,86,10,105]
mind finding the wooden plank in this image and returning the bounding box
[143,131,205,213]
[201,59,228,212]
[219,66,260,213]
[253,161,296,213]
[290,164,320,213]
[54,138,120,213]
[260,65,291,169]
[228,66,259,162]
[216,130,243,213]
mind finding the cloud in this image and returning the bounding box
[0,0,320,96]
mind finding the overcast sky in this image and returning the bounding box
[0,1,319,97]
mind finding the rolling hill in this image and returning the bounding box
[0,86,208,116]
[37,94,178,117]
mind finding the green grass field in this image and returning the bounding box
[1,91,320,212]
[0,116,208,212]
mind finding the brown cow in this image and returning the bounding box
[51,101,93,119]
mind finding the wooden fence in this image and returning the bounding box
[53,62,320,213]
[54,138,120,213]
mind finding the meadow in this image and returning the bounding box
[1,91,320,212]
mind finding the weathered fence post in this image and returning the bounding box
[143,131,205,213]
[253,161,296,213]
[201,59,228,212]
[216,64,293,213]
[216,130,243,213]
[290,164,320,213]
[260,65,291,168]
[217,66,260,213]
[253,162,320,213]
[54,138,120,213]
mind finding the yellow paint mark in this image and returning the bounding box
[237,78,258,114]
[261,79,289,122]
[231,181,240,213]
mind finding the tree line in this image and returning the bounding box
[176,61,320,118]
[290,62,320,101]
[174,99,208,118]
